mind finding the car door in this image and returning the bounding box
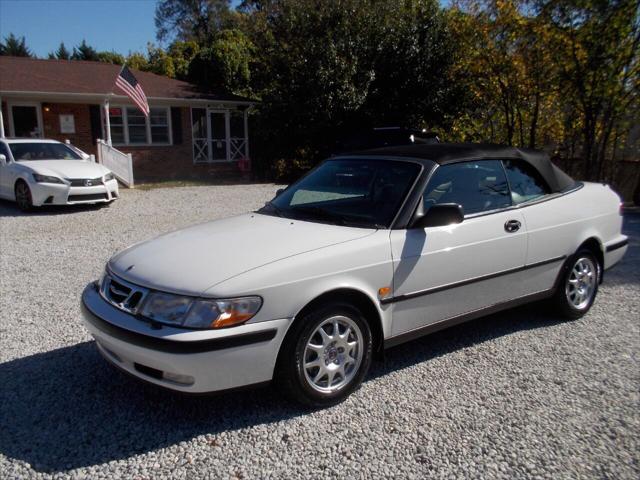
[389,160,528,337]
[502,159,574,292]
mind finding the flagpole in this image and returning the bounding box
[104,96,112,146]
[104,65,127,147]
[0,95,5,138]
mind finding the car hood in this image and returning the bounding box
[109,213,376,296]
[19,160,109,179]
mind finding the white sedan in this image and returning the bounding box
[81,144,628,406]
[0,138,118,211]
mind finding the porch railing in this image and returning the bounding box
[192,137,248,164]
[96,139,134,188]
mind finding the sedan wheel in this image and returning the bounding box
[276,303,372,407]
[15,181,33,211]
[565,257,597,310]
[302,315,364,394]
[552,249,599,319]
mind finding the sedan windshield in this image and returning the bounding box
[9,143,82,161]
[261,158,421,228]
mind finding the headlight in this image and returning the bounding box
[139,292,193,326]
[184,297,263,328]
[139,292,262,329]
[104,172,115,181]
[33,173,64,184]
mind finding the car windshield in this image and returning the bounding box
[260,158,421,228]
[9,143,82,161]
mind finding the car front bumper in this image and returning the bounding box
[31,179,119,206]
[80,283,290,393]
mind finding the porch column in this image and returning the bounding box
[104,99,112,146]
[0,96,5,138]
[243,108,249,160]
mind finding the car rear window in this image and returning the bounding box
[503,159,550,204]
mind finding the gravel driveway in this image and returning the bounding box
[0,186,638,479]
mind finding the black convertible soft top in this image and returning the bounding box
[354,143,576,193]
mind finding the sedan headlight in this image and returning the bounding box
[139,292,192,326]
[185,297,263,328]
[104,172,115,182]
[33,173,64,184]
[139,292,262,329]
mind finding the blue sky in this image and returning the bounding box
[1,0,163,57]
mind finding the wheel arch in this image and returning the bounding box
[281,287,385,361]
[577,237,605,282]
[14,176,29,189]
[13,176,31,203]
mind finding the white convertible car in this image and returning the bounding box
[81,144,628,406]
[0,138,118,210]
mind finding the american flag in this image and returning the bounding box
[114,66,149,116]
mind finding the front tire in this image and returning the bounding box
[15,180,33,211]
[276,303,373,407]
[551,249,599,319]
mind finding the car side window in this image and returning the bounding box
[423,160,511,215]
[503,159,550,204]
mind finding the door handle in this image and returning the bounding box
[504,219,521,233]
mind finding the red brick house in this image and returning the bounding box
[0,56,255,181]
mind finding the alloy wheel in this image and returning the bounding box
[15,182,32,210]
[565,257,597,310]
[302,315,364,393]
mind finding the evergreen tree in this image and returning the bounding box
[54,42,71,60]
[0,33,33,57]
[71,40,99,61]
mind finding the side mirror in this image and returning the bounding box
[275,188,285,196]
[0,154,6,165]
[410,203,464,229]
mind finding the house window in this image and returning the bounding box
[150,108,170,143]
[108,108,125,144]
[126,107,147,144]
[108,106,171,146]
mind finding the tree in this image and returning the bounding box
[51,42,71,60]
[536,0,640,180]
[147,43,176,77]
[167,40,200,79]
[71,40,99,61]
[241,0,458,174]
[125,52,150,71]
[0,33,33,57]
[96,51,126,65]
[188,29,254,93]
[155,0,233,43]
[447,1,561,147]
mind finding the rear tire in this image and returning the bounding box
[551,249,599,319]
[15,180,33,212]
[275,302,372,407]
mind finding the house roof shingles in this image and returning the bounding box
[0,56,253,103]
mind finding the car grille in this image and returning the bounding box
[68,177,103,187]
[68,193,109,202]
[100,272,149,314]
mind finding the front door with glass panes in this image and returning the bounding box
[191,108,233,163]
[208,110,229,162]
[10,104,42,138]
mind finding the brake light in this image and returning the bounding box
[620,202,624,216]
